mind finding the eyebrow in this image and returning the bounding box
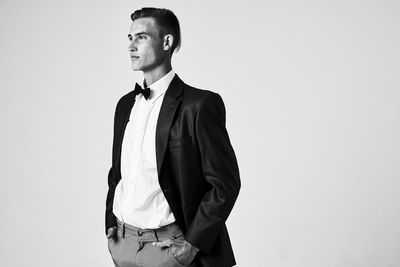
[128,32,149,38]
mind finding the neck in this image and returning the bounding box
[143,61,172,87]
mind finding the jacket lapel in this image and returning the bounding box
[156,74,184,176]
[115,92,136,174]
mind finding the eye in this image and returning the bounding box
[138,35,146,40]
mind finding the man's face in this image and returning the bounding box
[128,17,167,72]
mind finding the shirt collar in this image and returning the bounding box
[141,69,175,104]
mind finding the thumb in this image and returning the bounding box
[106,227,117,239]
[152,238,173,247]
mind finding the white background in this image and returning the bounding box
[1,0,399,266]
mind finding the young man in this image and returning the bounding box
[105,7,240,267]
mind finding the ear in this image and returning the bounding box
[163,34,174,52]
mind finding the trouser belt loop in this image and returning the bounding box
[153,230,159,242]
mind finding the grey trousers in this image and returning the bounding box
[108,218,198,267]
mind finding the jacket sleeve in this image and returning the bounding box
[184,92,241,254]
[105,166,117,234]
[105,101,120,235]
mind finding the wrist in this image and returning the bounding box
[187,241,199,253]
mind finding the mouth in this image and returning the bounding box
[131,56,139,60]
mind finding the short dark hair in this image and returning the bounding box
[131,7,181,55]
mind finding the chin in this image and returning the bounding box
[131,63,142,72]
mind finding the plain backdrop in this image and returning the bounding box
[1,0,399,266]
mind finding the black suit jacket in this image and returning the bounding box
[105,74,241,267]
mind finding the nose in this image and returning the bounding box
[128,40,137,52]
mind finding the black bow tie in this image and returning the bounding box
[133,83,151,100]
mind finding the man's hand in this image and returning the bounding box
[153,237,199,265]
[106,226,117,239]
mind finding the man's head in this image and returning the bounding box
[128,7,181,73]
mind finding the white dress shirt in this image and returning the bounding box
[113,70,176,229]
